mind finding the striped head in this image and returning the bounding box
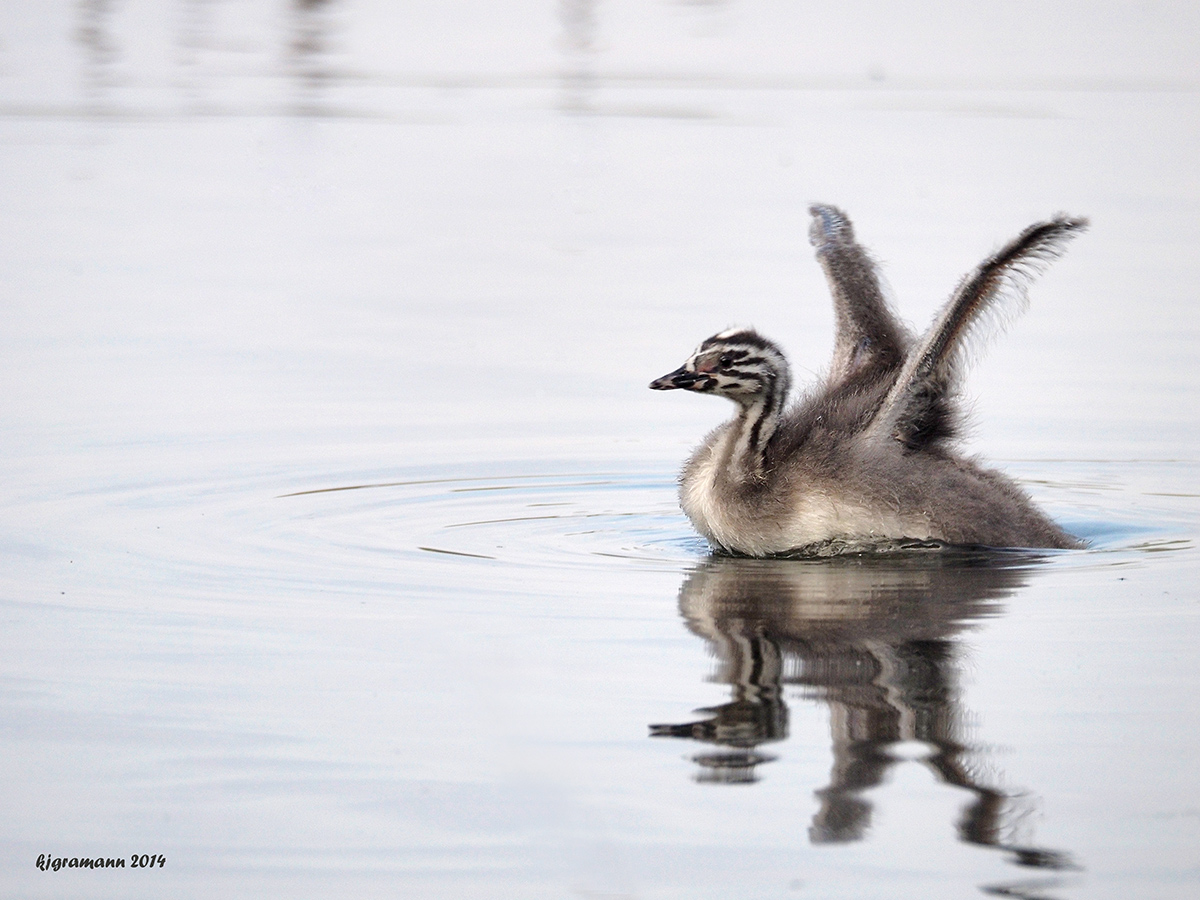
[649,328,791,406]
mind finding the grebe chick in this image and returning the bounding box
[650,205,1087,556]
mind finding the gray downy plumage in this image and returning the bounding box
[650,205,1087,556]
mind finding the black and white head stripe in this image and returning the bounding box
[700,328,780,353]
[683,329,791,401]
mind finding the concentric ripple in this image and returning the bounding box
[38,457,1192,619]
[263,459,1194,587]
[272,469,708,577]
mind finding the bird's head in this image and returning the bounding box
[649,328,790,405]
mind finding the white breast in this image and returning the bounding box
[680,431,930,555]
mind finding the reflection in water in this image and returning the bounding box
[287,0,339,116]
[651,551,1075,873]
[175,0,211,110]
[558,0,598,113]
[73,0,344,116]
[75,0,119,113]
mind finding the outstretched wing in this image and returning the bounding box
[808,204,908,385]
[865,215,1089,451]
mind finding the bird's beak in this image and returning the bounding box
[649,366,698,390]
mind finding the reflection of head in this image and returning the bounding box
[652,550,1073,870]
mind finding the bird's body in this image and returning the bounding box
[651,206,1085,556]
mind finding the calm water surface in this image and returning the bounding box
[2,3,1199,898]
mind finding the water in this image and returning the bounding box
[2,3,1199,898]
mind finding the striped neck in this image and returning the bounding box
[725,376,785,482]
[649,326,792,482]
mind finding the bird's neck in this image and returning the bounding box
[725,391,783,483]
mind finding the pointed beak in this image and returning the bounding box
[649,366,698,391]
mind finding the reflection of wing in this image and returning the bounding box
[808,205,909,385]
[866,216,1088,451]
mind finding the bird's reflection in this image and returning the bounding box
[558,0,599,113]
[75,0,119,114]
[651,549,1074,872]
[287,0,339,116]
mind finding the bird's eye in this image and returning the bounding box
[718,354,733,369]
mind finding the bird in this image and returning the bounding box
[649,205,1087,556]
